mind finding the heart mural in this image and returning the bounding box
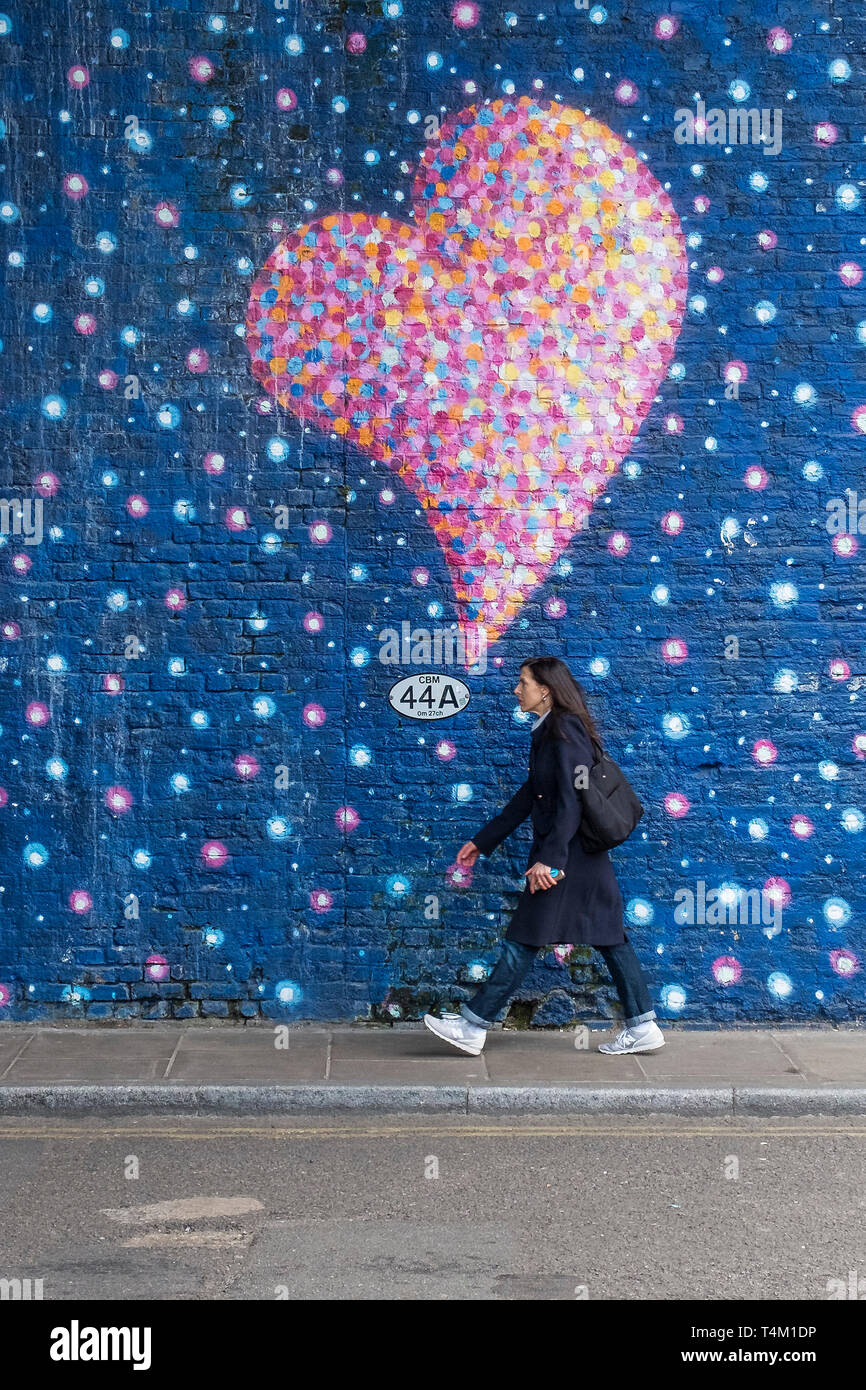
[246,96,688,648]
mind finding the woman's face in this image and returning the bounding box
[514,666,549,713]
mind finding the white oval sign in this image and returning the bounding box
[388,673,471,721]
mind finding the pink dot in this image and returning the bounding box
[852,733,866,759]
[839,261,862,286]
[189,55,215,82]
[35,471,59,497]
[309,521,332,545]
[412,567,430,586]
[790,814,814,839]
[664,414,683,434]
[614,79,639,105]
[829,659,850,681]
[693,195,710,214]
[706,265,724,284]
[664,791,690,818]
[544,597,567,618]
[830,949,859,978]
[724,360,748,384]
[145,954,170,981]
[2,621,21,640]
[336,806,360,832]
[303,611,324,634]
[763,877,790,910]
[153,201,180,229]
[234,753,260,779]
[67,64,90,88]
[203,451,226,475]
[126,494,149,518]
[0,984,9,1007]
[165,588,187,611]
[813,122,838,146]
[752,739,778,766]
[102,673,124,695]
[661,638,688,665]
[98,369,119,389]
[0,787,8,807]
[435,740,456,761]
[201,840,229,868]
[25,701,50,727]
[451,1,480,27]
[757,229,778,250]
[608,531,631,557]
[302,703,326,728]
[712,956,742,986]
[74,312,97,335]
[345,32,366,54]
[654,15,680,40]
[852,405,866,434]
[766,27,792,53]
[186,348,209,373]
[69,890,92,914]
[12,553,33,576]
[276,88,297,111]
[225,506,250,532]
[105,785,133,814]
[63,173,89,200]
[744,465,769,490]
[447,862,473,888]
[309,888,333,912]
[661,512,684,536]
[832,533,858,558]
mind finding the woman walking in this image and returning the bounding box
[424,657,664,1057]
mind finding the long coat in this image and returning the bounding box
[470,710,627,949]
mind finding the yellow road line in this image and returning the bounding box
[0,1123,864,1140]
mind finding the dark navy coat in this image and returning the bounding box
[471,710,627,949]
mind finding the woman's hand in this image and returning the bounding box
[456,840,480,867]
[524,863,563,893]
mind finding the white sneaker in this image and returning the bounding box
[423,1012,487,1055]
[598,1021,665,1054]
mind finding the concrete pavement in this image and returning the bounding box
[0,1022,862,1115]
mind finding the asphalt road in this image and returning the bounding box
[1,1113,864,1300]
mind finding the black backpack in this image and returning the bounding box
[574,735,645,853]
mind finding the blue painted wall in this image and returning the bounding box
[1,0,864,1025]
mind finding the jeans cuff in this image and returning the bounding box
[460,1003,492,1029]
[625,1009,656,1027]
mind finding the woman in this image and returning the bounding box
[424,657,664,1056]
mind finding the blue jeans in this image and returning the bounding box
[459,937,656,1030]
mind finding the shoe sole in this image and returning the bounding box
[599,1039,665,1054]
[423,1015,484,1056]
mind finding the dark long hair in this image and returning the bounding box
[521,656,602,751]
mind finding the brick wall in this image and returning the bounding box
[1,0,864,1025]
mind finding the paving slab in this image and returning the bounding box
[168,1029,329,1083]
[483,1033,645,1083]
[628,1028,801,1084]
[4,1028,179,1082]
[329,1028,488,1082]
[770,1030,865,1083]
[0,1032,35,1077]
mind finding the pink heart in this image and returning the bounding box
[246,96,687,646]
